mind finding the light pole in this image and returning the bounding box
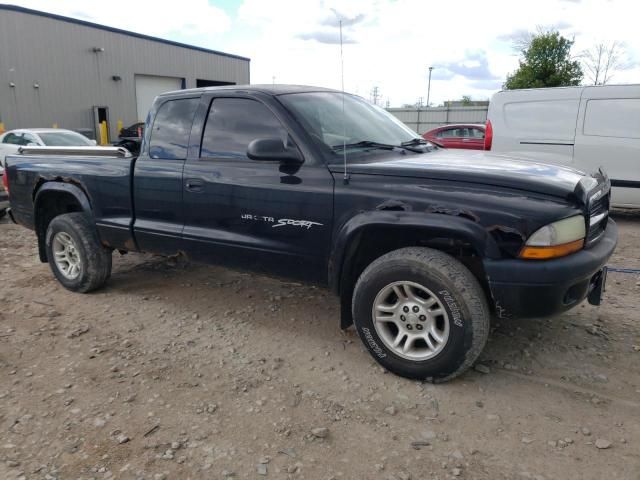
[426,66,433,108]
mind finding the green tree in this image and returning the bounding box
[504,31,583,89]
[461,95,472,106]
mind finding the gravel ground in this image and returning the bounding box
[1,212,639,480]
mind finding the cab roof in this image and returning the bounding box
[160,84,341,98]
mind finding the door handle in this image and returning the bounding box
[185,179,204,192]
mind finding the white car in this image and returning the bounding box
[0,128,96,174]
[485,84,640,208]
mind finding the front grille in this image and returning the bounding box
[586,192,610,246]
[590,195,608,217]
[587,221,606,244]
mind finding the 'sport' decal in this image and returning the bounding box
[273,218,322,229]
[241,213,322,230]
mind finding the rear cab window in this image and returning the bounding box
[149,97,199,159]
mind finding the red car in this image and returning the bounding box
[422,123,485,150]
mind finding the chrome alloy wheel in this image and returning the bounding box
[52,231,82,280]
[372,281,450,360]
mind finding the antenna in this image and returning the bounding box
[339,19,348,184]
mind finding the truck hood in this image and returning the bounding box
[329,149,590,200]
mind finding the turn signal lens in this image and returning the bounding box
[519,239,585,259]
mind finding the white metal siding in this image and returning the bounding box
[0,7,250,138]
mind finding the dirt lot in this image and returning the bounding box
[1,213,639,480]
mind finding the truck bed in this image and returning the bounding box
[6,148,135,250]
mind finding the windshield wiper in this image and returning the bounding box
[332,140,425,153]
[331,140,396,151]
[401,138,428,146]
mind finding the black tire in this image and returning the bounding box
[0,208,6,219]
[45,212,112,293]
[352,247,489,382]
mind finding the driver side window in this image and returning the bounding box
[200,98,288,159]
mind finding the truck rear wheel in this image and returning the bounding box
[352,247,489,382]
[45,213,112,293]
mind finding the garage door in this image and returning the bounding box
[135,75,183,122]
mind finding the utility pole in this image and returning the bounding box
[426,66,433,108]
[416,97,423,135]
[371,86,380,105]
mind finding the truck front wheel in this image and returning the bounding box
[352,247,489,382]
[45,213,112,293]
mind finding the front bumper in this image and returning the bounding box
[483,220,618,319]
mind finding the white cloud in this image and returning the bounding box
[230,0,640,105]
[238,0,640,104]
[9,0,640,105]
[12,0,231,37]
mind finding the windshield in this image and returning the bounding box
[38,131,94,146]
[279,92,420,159]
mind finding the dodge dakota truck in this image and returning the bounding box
[3,85,617,382]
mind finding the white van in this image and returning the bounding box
[485,84,640,208]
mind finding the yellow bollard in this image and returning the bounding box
[117,119,123,134]
[99,121,108,145]
[0,122,5,134]
[52,123,58,129]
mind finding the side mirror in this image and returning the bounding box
[90,139,97,146]
[247,138,303,164]
[26,142,39,147]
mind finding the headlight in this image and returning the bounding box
[519,215,586,259]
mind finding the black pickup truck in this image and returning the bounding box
[4,85,617,382]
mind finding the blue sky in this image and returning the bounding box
[10,0,640,106]
[210,0,241,15]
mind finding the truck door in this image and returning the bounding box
[181,93,334,284]
[133,96,199,254]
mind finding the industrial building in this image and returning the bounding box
[0,5,250,141]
